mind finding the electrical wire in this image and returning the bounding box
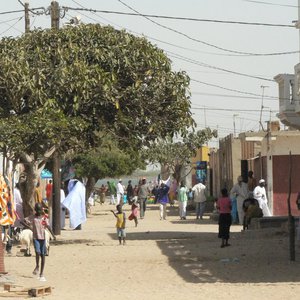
[0,16,23,26]
[0,16,24,36]
[192,92,273,101]
[115,0,298,56]
[243,0,298,8]
[190,78,278,99]
[63,4,295,27]
[167,51,275,82]
[0,9,24,16]
[70,1,298,58]
[37,1,290,108]
[191,106,278,113]
[16,0,47,16]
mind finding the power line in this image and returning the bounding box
[115,0,298,56]
[192,92,276,101]
[62,4,295,27]
[0,9,24,16]
[68,0,299,60]
[243,0,298,8]
[191,106,278,113]
[70,1,298,58]
[190,78,278,99]
[61,1,287,105]
[0,16,23,36]
[167,51,275,82]
[0,16,24,26]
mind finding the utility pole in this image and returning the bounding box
[233,114,238,138]
[50,1,60,30]
[259,85,268,131]
[24,1,30,33]
[50,1,61,235]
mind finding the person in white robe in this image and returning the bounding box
[13,183,23,228]
[62,179,86,229]
[116,179,124,205]
[60,187,66,229]
[230,176,249,225]
[253,179,272,217]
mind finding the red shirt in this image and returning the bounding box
[217,197,231,214]
[46,183,53,199]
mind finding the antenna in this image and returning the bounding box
[259,85,269,131]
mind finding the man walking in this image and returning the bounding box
[138,178,149,219]
[192,181,207,220]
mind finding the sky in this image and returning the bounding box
[0,0,299,147]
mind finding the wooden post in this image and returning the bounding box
[287,151,295,261]
[25,1,30,33]
[50,1,60,30]
[52,152,61,235]
[49,1,61,235]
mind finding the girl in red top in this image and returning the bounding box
[216,188,232,248]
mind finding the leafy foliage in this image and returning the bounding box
[0,24,194,213]
[0,24,194,160]
[143,128,218,181]
[72,147,144,181]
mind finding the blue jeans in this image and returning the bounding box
[139,198,147,218]
[195,202,206,219]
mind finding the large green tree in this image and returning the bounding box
[72,143,145,198]
[0,24,194,215]
[143,129,217,184]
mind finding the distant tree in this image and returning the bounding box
[72,146,145,198]
[143,128,217,184]
[0,24,194,215]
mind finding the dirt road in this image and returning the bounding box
[3,202,300,299]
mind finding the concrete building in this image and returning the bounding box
[240,129,300,216]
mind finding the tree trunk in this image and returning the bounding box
[19,163,37,217]
[86,176,96,201]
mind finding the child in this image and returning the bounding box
[128,201,138,227]
[111,205,126,245]
[216,188,232,248]
[21,203,55,281]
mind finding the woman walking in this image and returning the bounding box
[157,182,169,220]
[216,188,232,248]
[178,181,188,220]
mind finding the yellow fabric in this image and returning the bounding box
[116,213,125,228]
[0,175,15,225]
[34,187,42,203]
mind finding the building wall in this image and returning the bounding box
[272,155,300,216]
[209,149,220,197]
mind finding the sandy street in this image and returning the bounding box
[2,202,300,300]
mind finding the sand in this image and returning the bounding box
[2,202,300,299]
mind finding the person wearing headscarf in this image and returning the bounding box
[253,179,272,216]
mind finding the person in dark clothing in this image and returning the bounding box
[126,180,134,205]
[151,185,159,204]
[243,196,263,230]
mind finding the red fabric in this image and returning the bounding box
[217,197,231,214]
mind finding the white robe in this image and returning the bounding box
[230,182,249,225]
[13,187,23,228]
[62,180,86,229]
[253,185,272,216]
[60,189,66,229]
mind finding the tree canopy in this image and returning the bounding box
[0,24,195,214]
[0,24,194,164]
[143,128,218,182]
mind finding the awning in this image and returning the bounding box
[41,169,52,179]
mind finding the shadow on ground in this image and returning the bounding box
[109,228,300,284]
